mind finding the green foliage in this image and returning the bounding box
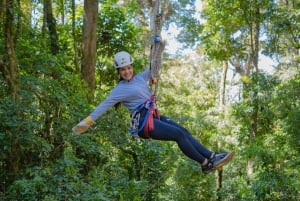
[95,0,147,88]
[198,0,275,62]
[88,107,178,200]
[231,72,300,200]
[97,1,143,56]
[262,1,300,57]
[1,0,300,200]
[6,145,109,201]
[272,75,300,148]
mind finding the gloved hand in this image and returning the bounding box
[72,116,95,134]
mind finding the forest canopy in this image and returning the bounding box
[0,0,299,200]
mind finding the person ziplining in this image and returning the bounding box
[72,0,234,174]
[72,50,234,174]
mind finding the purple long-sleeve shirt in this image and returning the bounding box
[89,69,151,121]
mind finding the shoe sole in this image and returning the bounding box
[213,152,235,170]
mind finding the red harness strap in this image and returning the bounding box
[144,95,160,138]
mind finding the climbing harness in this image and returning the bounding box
[130,95,160,138]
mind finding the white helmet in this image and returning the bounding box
[114,51,133,68]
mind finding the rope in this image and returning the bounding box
[149,0,165,96]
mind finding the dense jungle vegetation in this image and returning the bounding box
[0,0,299,200]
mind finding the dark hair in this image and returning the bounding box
[114,68,123,109]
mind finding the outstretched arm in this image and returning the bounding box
[72,88,122,134]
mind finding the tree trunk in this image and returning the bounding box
[19,0,32,29]
[252,6,260,73]
[0,0,21,180]
[1,0,20,101]
[81,0,98,101]
[0,0,5,17]
[247,4,261,182]
[59,0,65,25]
[216,168,223,201]
[44,0,59,55]
[219,60,228,110]
[71,0,80,73]
[216,60,228,200]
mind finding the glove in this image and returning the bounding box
[72,116,95,134]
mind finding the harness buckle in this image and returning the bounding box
[130,111,141,135]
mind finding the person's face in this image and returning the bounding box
[118,64,133,81]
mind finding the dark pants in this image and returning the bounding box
[139,115,213,164]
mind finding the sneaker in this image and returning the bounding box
[201,152,235,174]
[201,161,214,174]
[214,152,228,160]
[210,151,235,170]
